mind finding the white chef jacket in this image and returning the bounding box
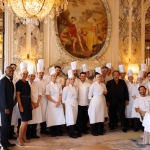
[34,78,49,122]
[62,84,78,126]
[143,111,150,133]
[28,81,42,124]
[88,82,108,124]
[133,96,150,118]
[45,81,65,127]
[86,78,92,84]
[131,83,148,118]
[142,78,149,86]
[66,77,80,86]
[125,82,136,118]
[43,74,51,83]
[76,81,91,106]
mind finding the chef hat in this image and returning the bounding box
[71,61,78,70]
[141,64,147,72]
[68,69,74,79]
[20,62,28,70]
[38,59,44,65]
[127,69,133,77]
[119,64,125,73]
[49,66,56,76]
[106,63,111,69]
[82,64,89,72]
[37,63,44,72]
[29,66,36,75]
[95,67,102,74]
[138,70,143,78]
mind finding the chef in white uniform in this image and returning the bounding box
[106,63,113,81]
[88,67,108,136]
[146,72,150,95]
[66,61,80,86]
[38,59,51,83]
[141,64,149,85]
[35,62,49,134]
[76,72,91,137]
[119,64,128,85]
[62,70,78,139]
[133,85,150,135]
[125,69,136,128]
[28,66,42,138]
[82,64,92,84]
[46,68,65,137]
[132,70,148,131]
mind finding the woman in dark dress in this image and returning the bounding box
[16,68,32,146]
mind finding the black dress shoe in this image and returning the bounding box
[9,135,17,140]
[134,129,138,132]
[97,132,104,135]
[26,135,31,139]
[110,127,117,132]
[82,131,88,134]
[51,133,56,137]
[77,133,81,137]
[1,146,9,150]
[91,133,98,136]
[31,135,40,138]
[69,134,77,139]
[7,141,16,147]
[122,128,127,132]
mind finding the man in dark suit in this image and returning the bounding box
[0,66,16,150]
[106,70,129,132]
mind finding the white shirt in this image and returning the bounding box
[45,81,62,100]
[76,81,91,106]
[133,96,150,112]
[142,78,149,85]
[35,78,49,97]
[66,77,80,86]
[29,81,42,102]
[86,78,92,84]
[88,82,107,99]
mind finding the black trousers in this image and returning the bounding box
[91,122,103,134]
[1,111,12,148]
[76,105,88,134]
[68,125,75,136]
[40,122,46,132]
[109,102,126,128]
[9,126,15,137]
[50,125,62,135]
[17,118,21,133]
[26,124,37,136]
[132,118,142,131]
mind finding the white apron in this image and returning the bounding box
[143,112,150,133]
[28,81,42,124]
[46,81,65,127]
[62,85,78,126]
[88,82,108,124]
[125,82,135,118]
[34,78,49,122]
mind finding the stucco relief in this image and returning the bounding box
[131,0,142,64]
[119,0,129,65]
[13,15,43,73]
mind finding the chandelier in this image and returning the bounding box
[0,0,68,25]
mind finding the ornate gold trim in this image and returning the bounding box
[53,0,111,61]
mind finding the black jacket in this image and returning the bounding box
[106,79,129,106]
[0,76,14,111]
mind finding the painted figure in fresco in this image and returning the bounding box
[80,27,87,44]
[58,20,66,36]
[86,17,100,51]
[69,17,84,52]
